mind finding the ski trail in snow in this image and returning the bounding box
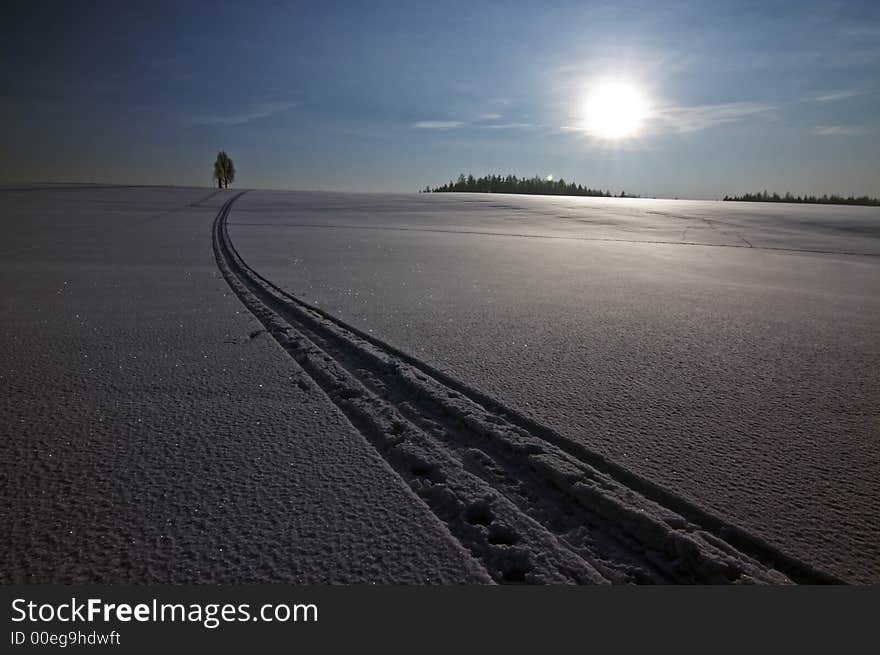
[214,192,841,584]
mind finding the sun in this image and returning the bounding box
[583,80,650,140]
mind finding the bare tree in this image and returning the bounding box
[212,151,235,188]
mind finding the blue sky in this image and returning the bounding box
[2,0,879,198]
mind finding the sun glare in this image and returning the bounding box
[583,80,650,140]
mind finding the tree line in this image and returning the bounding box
[424,174,638,198]
[723,191,879,206]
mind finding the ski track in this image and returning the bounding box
[214,191,842,585]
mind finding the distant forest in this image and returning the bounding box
[424,175,879,205]
[424,174,638,198]
[723,191,880,206]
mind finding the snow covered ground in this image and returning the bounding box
[0,186,488,583]
[227,191,880,583]
[2,186,877,583]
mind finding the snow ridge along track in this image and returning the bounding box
[213,191,839,584]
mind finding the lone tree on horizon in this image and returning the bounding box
[212,150,235,188]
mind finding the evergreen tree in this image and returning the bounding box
[723,190,879,206]
[427,174,644,199]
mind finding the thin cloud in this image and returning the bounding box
[194,101,302,126]
[839,25,880,39]
[411,120,465,129]
[411,118,531,130]
[477,113,502,120]
[814,89,863,102]
[812,124,872,136]
[654,102,776,133]
[559,101,775,139]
